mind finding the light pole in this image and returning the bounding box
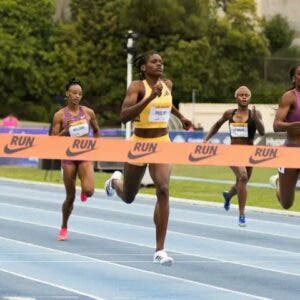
[125,30,138,139]
[192,89,198,124]
[192,89,198,104]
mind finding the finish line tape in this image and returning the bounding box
[0,134,297,168]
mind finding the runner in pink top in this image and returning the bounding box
[51,78,100,241]
[273,65,300,209]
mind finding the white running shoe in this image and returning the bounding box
[153,249,173,266]
[104,171,122,197]
[269,174,279,190]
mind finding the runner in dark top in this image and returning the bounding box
[204,86,265,226]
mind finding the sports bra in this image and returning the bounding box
[229,109,256,143]
[63,106,90,137]
[285,89,300,122]
[133,80,172,129]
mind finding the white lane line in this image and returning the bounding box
[1,176,299,218]
[1,259,287,263]
[0,202,299,257]
[69,204,300,239]
[1,191,300,240]
[171,175,273,188]
[2,177,300,218]
[0,236,269,300]
[0,268,104,300]
[3,297,35,300]
[0,214,300,278]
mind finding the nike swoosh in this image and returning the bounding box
[249,156,276,164]
[127,150,156,160]
[66,148,95,157]
[188,153,217,162]
[3,145,34,154]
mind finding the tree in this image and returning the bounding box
[263,14,295,54]
[52,0,129,126]
[0,0,278,124]
[124,0,209,51]
[123,0,213,103]
[122,0,270,103]
[206,0,269,100]
[0,0,57,120]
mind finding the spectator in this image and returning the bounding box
[2,114,19,128]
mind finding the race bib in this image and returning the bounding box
[149,107,171,122]
[230,123,248,138]
[69,120,89,137]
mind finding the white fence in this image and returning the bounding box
[179,103,278,133]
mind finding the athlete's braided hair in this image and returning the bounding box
[65,78,82,91]
[133,50,159,79]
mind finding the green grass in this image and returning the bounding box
[0,165,299,212]
[172,165,276,182]
[171,165,293,211]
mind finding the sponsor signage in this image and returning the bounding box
[66,139,97,157]
[3,135,35,154]
[188,145,218,162]
[249,147,278,164]
[0,133,300,168]
[128,142,158,160]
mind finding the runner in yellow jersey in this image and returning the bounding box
[104,51,192,266]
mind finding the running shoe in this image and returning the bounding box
[153,249,173,266]
[104,171,122,197]
[223,191,231,211]
[80,192,88,202]
[239,215,246,227]
[269,174,279,190]
[57,228,67,241]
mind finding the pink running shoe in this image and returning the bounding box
[58,228,67,241]
[80,192,88,202]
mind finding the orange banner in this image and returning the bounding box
[0,134,298,168]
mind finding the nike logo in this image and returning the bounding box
[188,144,218,162]
[249,147,278,165]
[128,150,156,160]
[188,153,216,162]
[66,138,97,157]
[249,156,276,164]
[3,144,34,154]
[66,147,95,157]
[127,142,158,160]
[3,135,35,154]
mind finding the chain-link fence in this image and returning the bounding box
[261,57,300,84]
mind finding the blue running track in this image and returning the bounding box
[0,178,300,299]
